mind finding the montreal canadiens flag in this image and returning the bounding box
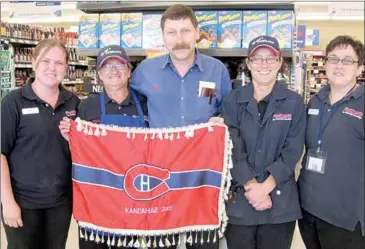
[69,118,232,247]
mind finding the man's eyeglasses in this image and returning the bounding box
[249,56,279,64]
[99,64,129,72]
[326,56,359,65]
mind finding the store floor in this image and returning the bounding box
[2,218,306,249]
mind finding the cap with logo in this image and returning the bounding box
[97,45,131,69]
[248,35,280,57]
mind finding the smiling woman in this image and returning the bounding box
[1,38,80,249]
[32,39,69,95]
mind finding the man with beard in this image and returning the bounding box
[130,4,232,249]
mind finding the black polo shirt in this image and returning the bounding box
[78,90,148,123]
[1,83,80,209]
[257,93,272,121]
[298,84,364,235]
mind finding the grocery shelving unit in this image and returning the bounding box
[78,48,295,58]
[76,1,298,92]
[0,35,90,98]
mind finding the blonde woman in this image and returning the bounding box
[1,39,80,249]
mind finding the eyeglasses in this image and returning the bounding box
[99,64,129,72]
[326,56,359,65]
[249,56,279,64]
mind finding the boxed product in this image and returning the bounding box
[121,13,143,48]
[217,11,242,48]
[195,11,218,48]
[78,14,99,49]
[242,11,267,48]
[267,10,294,49]
[99,14,121,48]
[142,14,164,49]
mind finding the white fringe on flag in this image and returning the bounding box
[73,117,233,246]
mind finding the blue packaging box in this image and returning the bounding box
[121,13,143,49]
[242,11,267,48]
[217,11,242,48]
[267,10,294,49]
[195,11,218,48]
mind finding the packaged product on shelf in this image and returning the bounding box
[99,14,121,48]
[217,11,242,48]
[78,14,99,49]
[242,11,267,48]
[121,13,143,48]
[195,11,218,49]
[267,10,294,49]
[142,14,164,48]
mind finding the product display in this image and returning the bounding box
[121,13,143,48]
[77,10,295,50]
[242,11,267,48]
[267,10,294,49]
[217,11,242,48]
[196,11,218,48]
[1,22,78,46]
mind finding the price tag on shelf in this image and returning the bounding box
[146,48,168,58]
[314,70,319,74]
[318,62,324,66]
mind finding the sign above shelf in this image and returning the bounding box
[78,48,294,58]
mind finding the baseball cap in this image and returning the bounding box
[248,35,280,57]
[96,45,131,69]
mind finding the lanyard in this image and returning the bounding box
[317,84,357,151]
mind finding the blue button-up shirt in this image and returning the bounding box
[130,51,232,128]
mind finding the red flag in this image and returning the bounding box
[69,118,231,245]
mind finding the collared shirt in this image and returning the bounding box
[298,84,365,235]
[130,50,232,128]
[78,90,148,123]
[222,82,305,225]
[1,83,80,208]
[257,93,272,121]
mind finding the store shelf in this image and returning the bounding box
[14,61,88,68]
[69,61,89,66]
[77,2,294,13]
[14,63,33,68]
[62,79,83,85]
[78,48,294,58]
[1,38,38,45]
[1,37,77,48]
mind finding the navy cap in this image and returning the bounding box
[248,35,280,57]
[96,45,131,69]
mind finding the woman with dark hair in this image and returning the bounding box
[298,35,365,249]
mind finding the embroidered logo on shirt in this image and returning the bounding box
[343,107,363,119]
[153,85,160,91]
[273,113,292,121]
[65,110,76,117]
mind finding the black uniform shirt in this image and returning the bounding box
[1,83,80,208]
[298,84,365,235]
[78,90,148,124]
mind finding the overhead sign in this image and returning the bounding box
[329,2,364,16]
[9,1,61,18]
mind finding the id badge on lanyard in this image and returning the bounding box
[305,101,342,174]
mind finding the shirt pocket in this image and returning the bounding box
[196,96,218,121]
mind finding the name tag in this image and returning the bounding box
[22,107,39,115]
[308,109,319,115]
[305,149,327,174]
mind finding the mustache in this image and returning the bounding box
[172,43,190,50]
